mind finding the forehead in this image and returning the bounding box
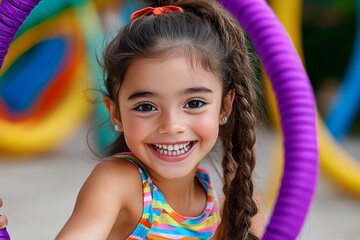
[119,56,222,97]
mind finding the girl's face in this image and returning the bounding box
[112,56,231,180]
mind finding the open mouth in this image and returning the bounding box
[152,141,195,156]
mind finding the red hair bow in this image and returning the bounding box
[130,6,184,21]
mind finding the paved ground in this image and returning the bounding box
[1,124,360,239]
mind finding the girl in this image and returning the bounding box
[57,0,264,239]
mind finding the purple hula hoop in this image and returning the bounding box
[0,0,41,68]
[0,0,41,238]
[219,0,318,239]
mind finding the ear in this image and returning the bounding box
[220,89,235,123]
[103,95,123,131]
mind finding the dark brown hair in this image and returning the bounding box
[102,0,259,239]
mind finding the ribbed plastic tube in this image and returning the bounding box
[0,0,41,68]
[218,0,319,239]
[0,0,41,238]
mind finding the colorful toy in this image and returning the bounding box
[0,0,96,155]
[0,9,92,155]
[325,0,360,139]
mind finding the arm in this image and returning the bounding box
[56,159,141,239]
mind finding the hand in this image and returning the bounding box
[0,198,8,229]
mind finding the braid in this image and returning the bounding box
[221,137,237,195]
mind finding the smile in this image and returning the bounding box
[152,142,193,156]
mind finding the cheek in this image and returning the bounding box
[122,117,150,138]
[120,113,150,149]
[192,113,220,140]
[124,117,145,130]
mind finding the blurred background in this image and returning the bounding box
[0,0,360,239]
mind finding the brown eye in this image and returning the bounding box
[184,99,206,109]
[134,103,157,112]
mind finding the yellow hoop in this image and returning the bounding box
[0,9,93,156]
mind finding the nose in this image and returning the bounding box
[157,110,186,135]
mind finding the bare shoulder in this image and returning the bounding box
[80,157,142,199]
[56,157,142,239]
[79,157,143,213]
[91,157,142,188]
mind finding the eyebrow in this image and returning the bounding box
[127,87,213,101]
[182,87,213,95]
[127,91,158,100]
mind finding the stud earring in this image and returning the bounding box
[222,116,228,124]
[114,125,121,132]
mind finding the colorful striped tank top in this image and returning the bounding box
[114,153,221,240]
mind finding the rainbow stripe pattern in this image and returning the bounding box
[115,153,221,239]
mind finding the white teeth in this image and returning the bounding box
[153,142,192,156]
[155,142,190,150]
